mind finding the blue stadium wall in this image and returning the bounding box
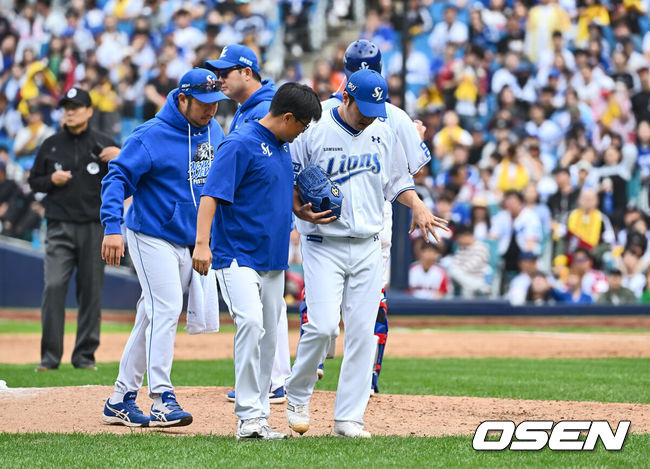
[1,238,647,315]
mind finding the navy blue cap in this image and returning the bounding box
[345,69,387,118]
[205,44,260,74]
[519,251,539,261]
[178,68,227,103]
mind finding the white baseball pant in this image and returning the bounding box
[113,230,192,397]
[270,305,290,392]
[217,259,285,420]
[286,234,383,425]
[380,201,393,288]
[319,201,392,362]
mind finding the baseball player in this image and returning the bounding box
[192,82,322,440]
[100,68,227,427]
[205,45,290,404]
[303,40,432,393]
[285,69,447,438]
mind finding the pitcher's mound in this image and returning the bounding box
[1,386,648,436]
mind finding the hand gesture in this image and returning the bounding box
[192,243,213,276]
[410,204,449,244]
[294,202,338,224]
[51,170,72,186]
[102,234,124,266]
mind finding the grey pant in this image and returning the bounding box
[40,220,105,368]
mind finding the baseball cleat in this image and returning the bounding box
[237,418,263,439]
[149,391,193,427]
[317,363,324,380]
[286,401,310,435]
[236,417,287,440]
[259,418,288,440]
[269,386,287,404]
[102,391,150,427]
[227,387,287,404]
[333,421,371,438]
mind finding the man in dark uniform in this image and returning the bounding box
[28,87,120,371]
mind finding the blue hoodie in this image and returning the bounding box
[229,79,276,133]
[100,89,225,246]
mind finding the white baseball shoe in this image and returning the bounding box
[259,418,287,440]
[237,418,264,440]
[333,421,371,438]
[286,401,310,435]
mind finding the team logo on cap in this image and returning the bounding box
[67,88,77,98]
[372,87,384,101]
[347,82,357,92]
[360,62,369,69]
[221,46,229,57]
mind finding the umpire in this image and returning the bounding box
[28,87,119,371]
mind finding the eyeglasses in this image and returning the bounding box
[180,81,222,93]
[214,66,244,79]
[293,115,310,130]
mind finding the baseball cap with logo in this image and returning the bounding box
[59,87,92,107]
[204,44,260,74]
[178,68,228,103]
[345,69,388,118]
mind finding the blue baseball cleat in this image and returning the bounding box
[269,386,287,404]
[102,391,150,427]
[150,391,193,427]
[226,387,287,404]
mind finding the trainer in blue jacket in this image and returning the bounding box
[99,68,227,429]
[205,44,276,134]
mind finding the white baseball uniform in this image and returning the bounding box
[285,107,414,425]
[322,96,431,286]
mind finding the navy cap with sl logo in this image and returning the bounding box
[178,68,228,103]
[204,44,260,74]
[59,87,92,107]
[345,69,388,119]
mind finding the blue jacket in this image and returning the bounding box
[229,79,276,133]
[101,89,225,246]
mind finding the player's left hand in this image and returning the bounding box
[99,146,121,162]
[410,204,449,244]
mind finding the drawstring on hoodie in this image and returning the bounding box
[188,123,211,209]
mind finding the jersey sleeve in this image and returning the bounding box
[390,105,431,175]
[201,139,249,205]
[100,136,152,235]
[384,132,415,203]
[288,130,311,183]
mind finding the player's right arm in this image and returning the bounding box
[292,187,337,224]
[192,196,216,276]
[100,136,152,266]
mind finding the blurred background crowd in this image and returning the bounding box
[1,0,650,305]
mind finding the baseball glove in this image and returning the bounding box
[296,165,343,218]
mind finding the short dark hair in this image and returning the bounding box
[504,190,524,202]
[251,70,262,82]
[270,82,322,123]
[454,225,473,237]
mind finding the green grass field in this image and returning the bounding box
[0,433,648,469]
[1,357,648,403]
[1,319,648,468]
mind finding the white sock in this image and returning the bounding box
[109,392,125,405]
[152,395,163,408]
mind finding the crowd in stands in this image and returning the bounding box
[2,0,650,305]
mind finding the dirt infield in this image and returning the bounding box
[0,385,647,437]
[1,328,649,365]
[1,312,648,437]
